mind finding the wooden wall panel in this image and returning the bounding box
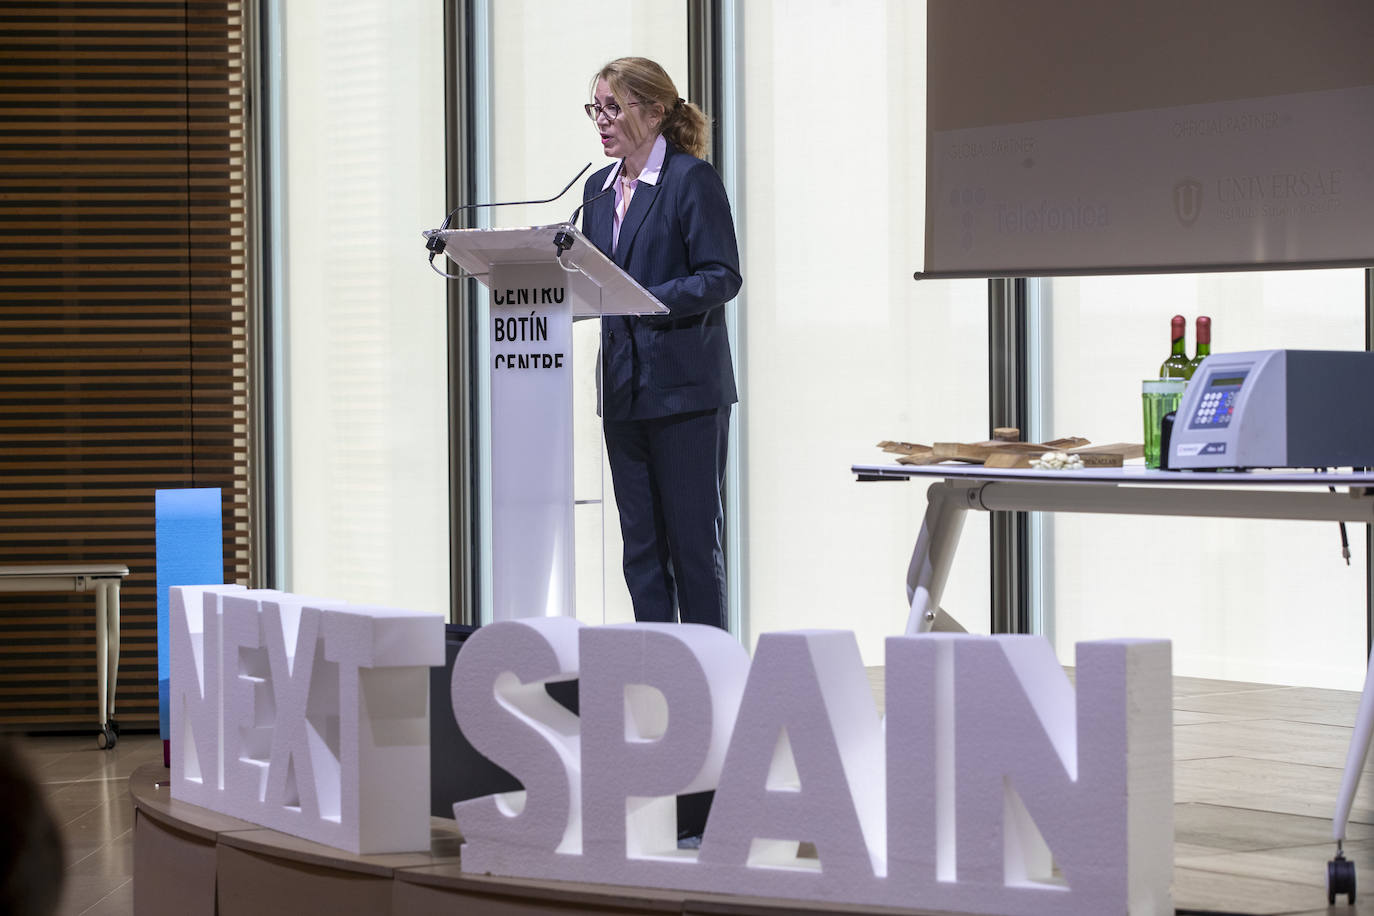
[0,1,252,732]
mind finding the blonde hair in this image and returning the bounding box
[593,57,710,160]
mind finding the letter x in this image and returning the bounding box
[262,601,324,818]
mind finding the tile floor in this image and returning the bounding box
[17,730,162,916]
[14,673,1374,915]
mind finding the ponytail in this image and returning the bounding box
[661,97,710,160]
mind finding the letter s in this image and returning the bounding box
[451,617,584,864]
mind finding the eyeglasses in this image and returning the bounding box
[584,101,639,122]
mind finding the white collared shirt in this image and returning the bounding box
[603,134,666,251]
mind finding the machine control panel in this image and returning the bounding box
[1187,371,1246,430]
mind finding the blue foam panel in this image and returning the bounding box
[155,488,223,740]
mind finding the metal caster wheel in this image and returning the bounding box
[96,724,117,750]
[1328,852,1356,905]
[108,717,119,736]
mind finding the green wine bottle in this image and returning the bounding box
[1159,314,1190,378]
[1187,315,1211,379]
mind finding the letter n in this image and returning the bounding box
[169,586,235,807]
[952,636,1171,914]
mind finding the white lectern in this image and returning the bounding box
[423,223,668,621]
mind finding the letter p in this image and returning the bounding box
[579,624,749,860]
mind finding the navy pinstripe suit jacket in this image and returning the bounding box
[582,142,741,421]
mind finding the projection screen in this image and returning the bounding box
[922,0,1374,278]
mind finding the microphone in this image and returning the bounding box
[554,183,617,255]
[426,162,592,267]
[568,183,616,229]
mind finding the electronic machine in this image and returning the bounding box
[1168,349,1374,470]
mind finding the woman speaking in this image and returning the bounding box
[581,57,742,633]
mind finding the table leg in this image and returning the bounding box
[95,583,108,731]
[106,580,121,720]
[1333,645,1374,842]
[904,481,972,635]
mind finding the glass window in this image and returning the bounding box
[736,1,992,662]
[1040,269,1368,688]
[483,1,689,626]
[269,1,450,614]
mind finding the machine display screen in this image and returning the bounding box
[1188,369,1247,430]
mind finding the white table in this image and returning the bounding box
[851,463,1374,891]
[852,463,1374,634]
[0,563,130,748]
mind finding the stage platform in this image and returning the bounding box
[41,667,1374,915]
[129,761,937,916]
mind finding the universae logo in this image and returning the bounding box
[1173,178,1203,227]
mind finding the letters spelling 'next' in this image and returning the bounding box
[168,585,444,855]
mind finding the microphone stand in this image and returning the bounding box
[553,183,617,267]
[426,163,592,279]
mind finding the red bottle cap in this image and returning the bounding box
[1171,315,1186,342]
[1196,315,1211,346]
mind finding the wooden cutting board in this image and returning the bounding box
[879,437,1143,468]
[877,440,942,466]
[983,442,1145,469]
[931,437,1090,464]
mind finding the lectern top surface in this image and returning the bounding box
[423,224,668,317]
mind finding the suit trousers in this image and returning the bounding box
[603,406,731,631]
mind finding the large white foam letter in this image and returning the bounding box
[259,595,327,831]
[702,630,885,897]
[220,590,273,812]
[451,616,583,873]
[580,623,749,865]
[952,635,1172,915]
[884,633,953,895]
[170,585,245,807]
[321,604,444,854]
